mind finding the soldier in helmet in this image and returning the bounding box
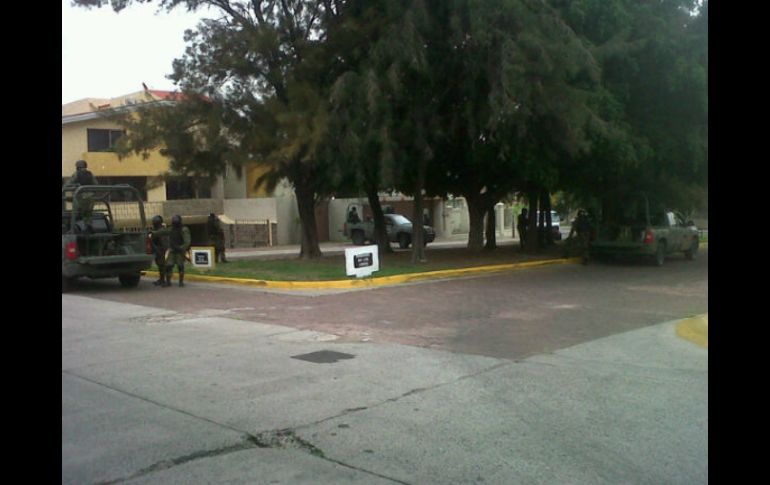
[568,209,592,264]
[165,214,191,287]
[206,213,228,263]
[66,160,99,186]
[517,207,529,250]
[67,160,99,231]
[149,215,170,286]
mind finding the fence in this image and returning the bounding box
[227,220,278,248]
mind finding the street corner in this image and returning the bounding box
[141,256,583,291]
[675,313,708,348]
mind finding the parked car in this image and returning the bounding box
[589,193,699,266]
[344,207,436,248]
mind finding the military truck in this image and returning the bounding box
[62,184,154,292]
[589,192,700,266]
[343,205,436,248]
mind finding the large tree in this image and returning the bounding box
[432,0,600,251]
[322,1,404,255]
[76,0,348,259]
[552,0,708,214]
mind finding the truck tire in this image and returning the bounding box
[118,273,142,288]
[352,230,365,246]
[398,233,411,249]
[685,239,698,260]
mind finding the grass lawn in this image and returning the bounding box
[185,243,564,281]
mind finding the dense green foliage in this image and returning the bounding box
[76,0,707,259]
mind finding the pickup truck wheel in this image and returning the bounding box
[398,233,410,249]
[685,240,698,260]
[352,230,365,246]
[118,273,141,288]
[654,242,666,266]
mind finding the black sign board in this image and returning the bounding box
[195,251,210,264]
[354,253,373,268]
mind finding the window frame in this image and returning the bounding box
[87,128,125,152]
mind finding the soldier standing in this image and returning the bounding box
[568,209,592,264]
[517,208,529,249]
[165,214,191,287]
[67,160,99,230]
[66,160,99,186]
[150,215,170,286]
[206,213,228,263]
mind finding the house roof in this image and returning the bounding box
[62,87,209,125]
[61,89,182,125]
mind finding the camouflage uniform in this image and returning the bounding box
[206,214,228,263]
[66,160,98,186]
[150,216,170,286]
[66,161,99,230]
[165,216,192,287]
[568,211,592,264]
[517,209,529,249]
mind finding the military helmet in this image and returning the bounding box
[75,160,87,169]
[151,215,163,227]
[171,214,182,226]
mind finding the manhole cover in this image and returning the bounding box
[291,350,356,364]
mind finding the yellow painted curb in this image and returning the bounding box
[676,313,708,348]
[144,257,582,290]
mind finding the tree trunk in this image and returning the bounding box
[409,118,428,264]
[484,206,496,250]
[295,180,322,259]
[525,189,540,252]
[538,197,546,247]
[466,194,486,252]
[543,190,554,246]
[366,188,393,255]
[411,193,426,262]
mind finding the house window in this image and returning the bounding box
[96,176,148,201]
[87,129,125,152]
[165,176,212,200]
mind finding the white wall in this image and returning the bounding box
[223,165,247,199]
[432,199,448,237]
[146,178,166,202]
[210,176,225,200]
[444,197,470,234]
[275,195,301,245]
[223,198,278,222]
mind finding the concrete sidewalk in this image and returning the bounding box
[62,295,708,485]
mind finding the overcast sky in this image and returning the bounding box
[62,0,211,104]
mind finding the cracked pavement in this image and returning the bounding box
[63,254,707,484]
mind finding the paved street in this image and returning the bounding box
[62,249,707,484]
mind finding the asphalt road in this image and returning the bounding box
[62,249,708,484]
[69,249,708,361]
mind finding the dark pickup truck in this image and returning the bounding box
[62,184,153,292]
[344,212,436,248]
[589,193,700,266]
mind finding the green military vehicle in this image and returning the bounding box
[62,184,154,292]
[589,192,700,266]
